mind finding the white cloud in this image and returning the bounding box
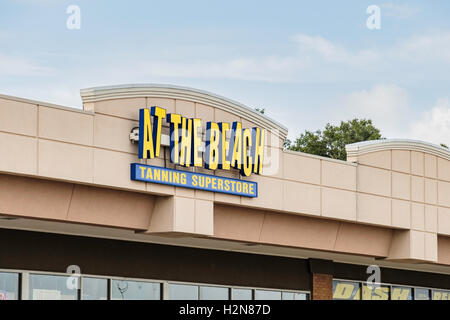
[294,34,341,60]
[126,30,450,84]
[115,34,380,83]
[45,87,82,108]
[110,56,305,83]
[0,53,54,76]
[291,84,449,147]
[93,31,450,84]
[0,31,9,40]
[13,0,61,6]
[395,32,450,63]
[338,85,450,146]
[333,86,450,147]
[410,99,450,146]
[381,3,419,18]
[336,84,411,138]
[0,83,82,108]
[292,34,379,66]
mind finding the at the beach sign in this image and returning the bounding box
[130,106,265,197]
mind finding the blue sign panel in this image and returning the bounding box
[130,163,258,198]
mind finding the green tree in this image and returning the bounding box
[441,143,448,149]
[288,119,383,161]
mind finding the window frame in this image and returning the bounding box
[332,278,448,300]
[0,271,20,300]
[0,268,310,300]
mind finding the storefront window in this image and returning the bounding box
[332,280,361,300]
[333,279,444,301]
[361,284,390,300]
[169,283,199,300]
[432,290,450,300]
[81,277,107,300]
[254,289,282,300]
[391,286,412,300]
[200,286,229,300]
[414,288,430,300]
[111,279,160,300]
[0,272,19,300]
[282,292,308,300]
[231,288,252,300]
[29,274,78,300]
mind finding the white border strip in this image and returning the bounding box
[80,84,288,140]
[346,139,450,161]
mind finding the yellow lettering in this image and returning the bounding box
[241,128,253,177]
[191,118,203,167]
[154,169,161,181]
[362,285,389,300]
[353,288,361,300]
[150,106,166,157]
[205,176,212,188]
[374,287,389,300]
[198,176,205,187]
[167,113,182,164]
[333,283,356,300]
[249,184,254,195]
[179,117,192,167]
[146,168,153,180]
[139,166,146,178]
[205,122,220,170]
[139,108,154,159]
[252,128,265,174]
[218,122,230,170]
[229,122,242,170]
[162,170,168,182]
[391,288,411,300]
[173,172,180,184]
[243,183,248,194]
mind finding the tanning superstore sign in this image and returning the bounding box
[130,106,265,197]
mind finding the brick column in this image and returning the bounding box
[312,273,333,300]
[308,258,334,300]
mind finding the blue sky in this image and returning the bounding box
[1,0,449,145]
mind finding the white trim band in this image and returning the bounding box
[346,139,450,161]
[80,84,288,140]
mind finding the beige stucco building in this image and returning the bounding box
[0,84,449,300]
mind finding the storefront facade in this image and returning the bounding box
[0,84,449,300]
